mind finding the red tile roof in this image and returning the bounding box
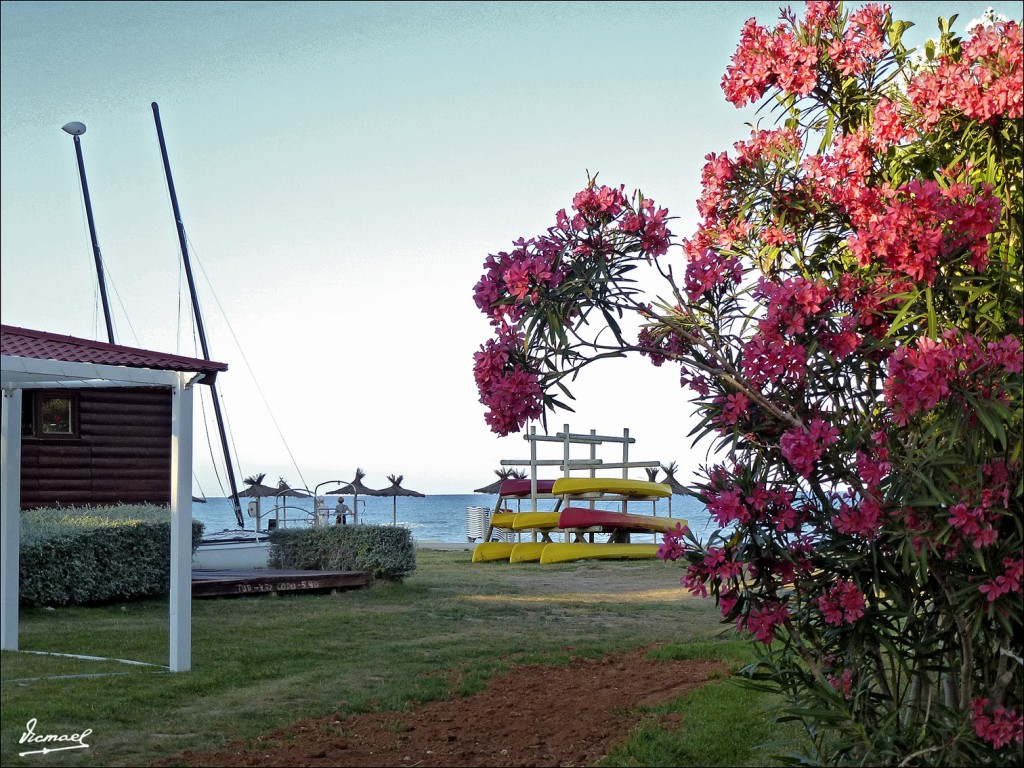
[1,325,228,375]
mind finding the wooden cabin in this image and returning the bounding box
[1,325,227,509]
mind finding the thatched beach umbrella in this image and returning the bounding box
[376,474,425,526]
[645,467,661,483]
[233,474,309,526]
[659,462,688,494]
[327,468,379,525]
[473,468,525,494]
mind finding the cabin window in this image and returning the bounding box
[21,392,80,438]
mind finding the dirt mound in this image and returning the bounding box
[161,646,729,767]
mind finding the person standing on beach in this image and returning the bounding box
[335,497,352,525]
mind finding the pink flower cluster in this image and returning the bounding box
[721,3,893,107]
[833,492,884,540]
[681,547,743,599]
[845,178,1000,284]
[828,668,854,700]
[715,392,752,428]
[638,321,691,367]
[978,556,1024,602]
[741,600,791,644]
[906,20,1023,130]
[683,251,743,302]
[741,333,808,388]
[818,580,867,626]
[755,275,832,338]
[656,521,690,562]
[949,501,999,549]
[780,418,840,478]
[705,478,802,532]
[884,331,1022,427]
[970,698,1024,750]
[473,237,564,326]
[472,332,543,437]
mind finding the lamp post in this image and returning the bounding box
[62,121,115,344]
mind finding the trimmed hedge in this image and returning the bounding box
[19,505,204,606]
[267,525,416,581]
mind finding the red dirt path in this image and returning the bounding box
[160,646,729,767]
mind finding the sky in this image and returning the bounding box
[2,1,1018,496]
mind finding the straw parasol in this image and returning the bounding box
[659,462,688,494]
[232,474,309,525]
[327,468,380,525]
[645,467,661,484]
[376,474,425,526]
[473,468,526,494]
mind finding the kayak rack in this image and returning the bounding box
[473,424,679,563]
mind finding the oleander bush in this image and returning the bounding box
[267,524,417,581]
[471,3,1022,764]
[19,505,204,606]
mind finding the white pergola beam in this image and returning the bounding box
[169,373,193,672]
[1,388,23,650]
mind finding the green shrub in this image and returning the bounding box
[19,505,204,606]
[267,525,416,581]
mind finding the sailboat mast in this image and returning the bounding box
[62,122,116,344]
[151,102,244,527]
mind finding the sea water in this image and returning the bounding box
[193,493,719,545]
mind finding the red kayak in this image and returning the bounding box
[558,507,683,534]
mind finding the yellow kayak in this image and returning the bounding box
[552,477,672,498]
[472,542,516,562]
[509,542,548,563]
[510,511,562,531]
[490,511,518,530]
[539,542,661,564]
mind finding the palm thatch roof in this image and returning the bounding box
[328,467,380,497]
[377,474,425,526]
[659,462,688,494]
[474,468,526,494]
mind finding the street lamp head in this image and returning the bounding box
[62,121,87,136]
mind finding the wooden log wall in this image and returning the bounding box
[20,387,173,509]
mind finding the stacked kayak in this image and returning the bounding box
[473,476,682,564]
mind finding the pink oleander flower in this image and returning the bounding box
[684,251,743,302]
[717,392,751,427]
[818,580,866,625]
[657,522,690,562]
[722,18,776,106]
[885,331,1021,427]
[834,493,883,540]
[572,183,626,220]
[978,556,1023,601]
[906,20,1023,128]
[741,600,790,644]
[707,486,752,526]
[741,332,807,387]
[719,589,740,619]
[971,698,1024,750]
[949,502,999,549]
[828,668,854,700]
[779,418,839,478]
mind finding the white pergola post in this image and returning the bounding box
[1,388,23,650]
[168,373,194,672]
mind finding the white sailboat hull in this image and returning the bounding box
[193,530,271,570]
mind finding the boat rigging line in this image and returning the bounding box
[180,231,311,494]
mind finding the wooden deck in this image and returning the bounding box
[191,568,371,598]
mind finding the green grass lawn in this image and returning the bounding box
[1,549,803,766]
